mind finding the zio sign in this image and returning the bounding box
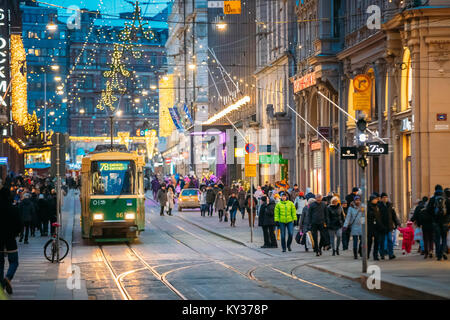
[367,143,389,156]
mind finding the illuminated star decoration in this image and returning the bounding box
[97,1,157,113]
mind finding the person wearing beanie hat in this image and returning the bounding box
[345,187,359,207]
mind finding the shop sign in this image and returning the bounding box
[224,1,241,14]
[0,4,10,114]
[340,147,357,160]
[353,74,372,115]
[318,127,331,140]
[293,72,316,93]
[164,158,172,164]
[437,113,447,121]
[310,141,322,151]
[0,156,7,165]
[367,143,389,155]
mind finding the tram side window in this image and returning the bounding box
[91,161,135,195]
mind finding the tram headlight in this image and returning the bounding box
[125,213,135,220]
[93,213,104,221]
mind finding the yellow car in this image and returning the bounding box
[178,188,200,211]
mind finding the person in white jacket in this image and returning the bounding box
[293,192,307,227]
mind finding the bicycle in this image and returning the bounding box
[44,223,70,263]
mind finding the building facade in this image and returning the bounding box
[292,0,450,220]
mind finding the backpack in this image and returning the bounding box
[434,195,447,217]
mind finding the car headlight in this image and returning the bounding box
[93,213,104,221]
[125,213,135,220]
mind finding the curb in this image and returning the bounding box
[308,262,449,300]
[360,274,448,300]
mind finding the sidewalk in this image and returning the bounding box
[8,189,88,300]
[165,198,449,300]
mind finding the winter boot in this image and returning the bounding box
[332,249,336,256]
[353,248,358,259]
[336,248,339,255]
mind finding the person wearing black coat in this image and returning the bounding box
[325,197,345,256]
[258,196,277,248]
[411,196,433,258]
[426,185,450,261]
[206,187,216,217]
[37,194,50,236]
[0,185,22,295]
[245,194,257,228]
[47,190,58,235]
[18,193,35,244]
[226,193,240,227]
[378,193,401,259]
[307,195,329,256]
[367,194,382,260]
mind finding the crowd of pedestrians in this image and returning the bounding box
[0,173,61,296]
[152,174,449,261]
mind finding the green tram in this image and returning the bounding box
[80,145,146,242]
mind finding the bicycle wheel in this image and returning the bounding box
[44,238,70,262]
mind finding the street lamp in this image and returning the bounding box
[46,21,57,32]
[215,16,227,31]
[42,65,59,142]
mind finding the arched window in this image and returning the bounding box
[401,47,412,111]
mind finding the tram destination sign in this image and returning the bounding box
[367,142,389,156]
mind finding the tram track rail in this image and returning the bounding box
[98,244,209,300]
[146,202,363,300]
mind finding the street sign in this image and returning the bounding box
[245,153,258,165]
[341,147,358,160]
[437,113,447,121]
[245,143,256,154]
[224,0,241,14]
[353,74,372,115]
[245,164,257,177]
[245,153,257,177]
[367,142,389,155]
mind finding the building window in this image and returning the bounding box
[401,47,412,111]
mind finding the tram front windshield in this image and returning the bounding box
[91,160,135,195]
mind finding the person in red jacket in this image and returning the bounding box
[398,221,415,255]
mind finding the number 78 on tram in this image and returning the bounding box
[80,151,146,241]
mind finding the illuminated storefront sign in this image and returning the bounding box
[293,72,316,93]
[310,141,322,151]
[0,2,10,121]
